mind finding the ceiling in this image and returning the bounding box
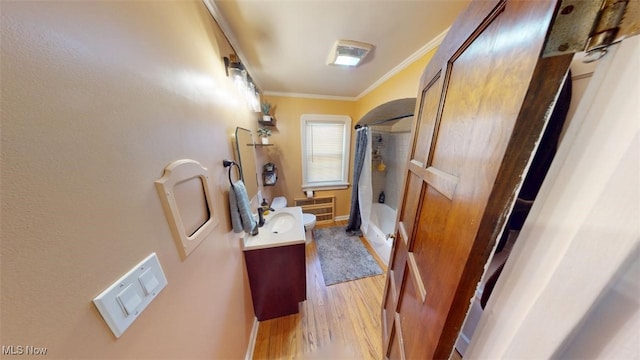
[208,0,471,99]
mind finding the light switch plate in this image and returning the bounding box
[93,253,167,338]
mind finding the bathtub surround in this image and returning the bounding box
[372,129,412,210]
[314,226,383,286]
[352,117,413,265]
[369,120,413,211]
[363,203,396,263]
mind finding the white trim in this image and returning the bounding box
[154,159,219,259]
[355,28,449,100]
[244,317,259,360]
[301,182,349,191]
[300,114,352,190]
[263,91,356,101]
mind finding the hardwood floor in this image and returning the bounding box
[252,221,387,359]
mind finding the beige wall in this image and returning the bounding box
[259,95,357,216]
[355,48,436,121]
[0,0,444,355]
[1,1,256,358]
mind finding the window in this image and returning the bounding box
[301,114,351,190]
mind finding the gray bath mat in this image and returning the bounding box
[313,226,383,286]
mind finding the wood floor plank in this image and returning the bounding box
[252,221,386,359]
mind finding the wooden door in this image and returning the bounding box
[381,0,573,358]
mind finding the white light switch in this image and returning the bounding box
[93,253,168,338]
[138,268,159,296]
[117,284,142,316]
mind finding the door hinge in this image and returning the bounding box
[543,0,640,61]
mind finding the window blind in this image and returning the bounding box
[305,121,345,183]
[300,114,351,189]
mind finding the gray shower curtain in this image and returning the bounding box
[346,127,368,234]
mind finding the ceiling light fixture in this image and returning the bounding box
[327,40,373,67]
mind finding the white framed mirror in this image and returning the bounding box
[155,159,219,259]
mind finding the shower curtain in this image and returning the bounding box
[346,127,372,235]
[359,129,372,234]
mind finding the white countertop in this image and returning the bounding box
[243,206,306,251]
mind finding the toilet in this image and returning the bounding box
[271,196,316,242]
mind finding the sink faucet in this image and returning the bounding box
[258,207,265,227]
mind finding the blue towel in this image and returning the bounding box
[229,180,257,234]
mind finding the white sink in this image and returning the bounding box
[268,212,296,234]
[243,207,306,251]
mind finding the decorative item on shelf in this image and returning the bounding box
[261,102,272,122]
[257,127,272,145]
[262,163,278,186]
[259,102,276,125]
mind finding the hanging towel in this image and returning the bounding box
[229,180,257,234]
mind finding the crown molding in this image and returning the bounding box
[355,27,449,100]
[264,27,448,102]
[202,2,449,102]
[262,91,356,102]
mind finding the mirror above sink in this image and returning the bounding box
[234,127,259,201]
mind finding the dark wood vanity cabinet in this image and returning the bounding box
[244,243,306,321]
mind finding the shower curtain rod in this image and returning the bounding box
[354,113,414,129]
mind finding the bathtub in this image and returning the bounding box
[362,203,396,265]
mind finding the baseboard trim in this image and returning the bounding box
[245,317,259,360]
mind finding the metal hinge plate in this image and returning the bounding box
[543,0,640,59]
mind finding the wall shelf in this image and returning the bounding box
[258,119,276,126]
